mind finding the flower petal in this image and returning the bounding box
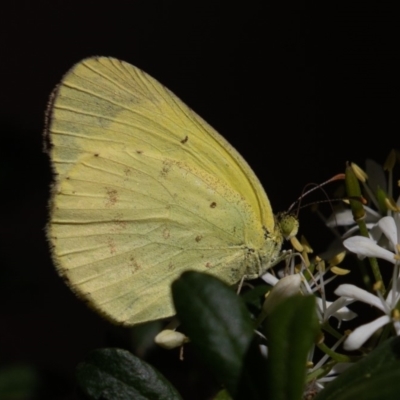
[344,315,390,351]
[343,236,396,263]
[326,209,355,227]
[393,320,400,336]
[322,297,357,323]
[334,284,385,312]
[262,274,302,315]
[379,216,398,250]
[394,209,400,244]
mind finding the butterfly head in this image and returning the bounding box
[276,212,299,241]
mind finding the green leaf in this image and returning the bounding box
[240,284,270,309]
[76,348,182,400]
[172,271,257,398]
[315,336,400,400]
[265,295,318,400]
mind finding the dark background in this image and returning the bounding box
[1,1,399,399]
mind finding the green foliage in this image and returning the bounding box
[75,272,320,399]
[265,294,319,400]
[74,271,400,399]
[76,348,182,400]
[315,337,400,400]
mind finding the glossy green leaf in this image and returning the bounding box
[265,295,318,400]
[240,284,270,310]
[172,271,257,398]
[76,348,182,400]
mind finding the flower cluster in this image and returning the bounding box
[260,150,400,395]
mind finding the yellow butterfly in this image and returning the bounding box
[45,57,298,326]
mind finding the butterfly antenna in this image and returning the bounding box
[288,173,345,215]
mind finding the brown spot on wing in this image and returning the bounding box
[111,213,127,232]
[210,202,217,208]
[129,256,141,272]
[180,135,189,144]
[160,160,173,178]
[105,187,118,207]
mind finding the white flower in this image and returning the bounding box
[334,283,400,351]
[343,216,400,264]
[322,158,399,259]
[343,236,395,263]
[318,297,357,326]
[337,216,400,350]
[261,274,302,315]
[326,206,381,229]
[262,266,357,326]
